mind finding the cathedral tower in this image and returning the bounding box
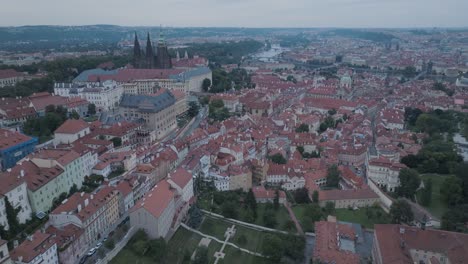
[133,32,141,68]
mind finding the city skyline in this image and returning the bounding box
[1,0,468,28]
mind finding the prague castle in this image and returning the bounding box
[133,32,172,69]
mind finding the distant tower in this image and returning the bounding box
[184,50,189,59]
[155,29,172,69]
[133,32,142,68]
[176,50,180,61]
[146,33,155,69]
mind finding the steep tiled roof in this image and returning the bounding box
[54,119,89,134]
[0,129,35,151]
[131,180,174,218]
[374,224,468,264]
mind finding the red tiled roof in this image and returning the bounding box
[0,129,34,151]
[374,224,468,264]
[0,69,24,79]
[252,186,286,200]
[169,168,192,189]
[10,230,55,263]
[54,119,89,134]
[319,188,378,201]
[131,180,174,218]
[313,221,360,264]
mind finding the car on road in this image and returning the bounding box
[87,248,96,256]
[96,242,103,249]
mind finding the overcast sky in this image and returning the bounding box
[1,0,467,28]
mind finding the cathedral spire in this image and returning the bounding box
[133,32,141,68]
[158,26,165,46]
[146,32,154,68]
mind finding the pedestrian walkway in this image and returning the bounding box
[201,209,291,235]
[181,223,265,258]
[284,202,304,235]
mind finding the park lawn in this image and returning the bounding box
[201,215,275,254]
[199,216,233,240]
[291,204,317,232]
[110,248,154,264]
[253,204,294,232]
[218,246,269,264]
[417,174,450,219]
[165,227,205,263]
[231,224,271,253]
[111,228,217,264]
[332,207,390,229]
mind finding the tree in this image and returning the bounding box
[323,201,335,215]
[88,103,96,115]
[105,239,115,250]
[188,101,200,118]
[326,165,340,188]
[263,208,277,228]
[111,137,122,147]
[221,201,238,219]
[187,205,203,229]
[69,184,78,195]
[420,179,432,206]
[4,197,20,234]
[270,153,287,164]
[396,168,421,199]
[293,188,310,204]
[441,204,468,233]
[274,190,280,210]
[192,246,208,264]
[280,234,305,261]
[295,123,309,133]
[69,110,80,119]
[312,190,319,203]
[328,109,337,116]
[245,189,257,219]
[440,176,463,207]
[390,199,414,224]
[302,204,323,232]
[149,238,167,261]
[261,234,283,262]
[202,78,211,92]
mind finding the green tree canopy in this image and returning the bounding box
[396,168,421,198]
[326,164,340,188]
[390,199,414,224]
[440,176,463,207]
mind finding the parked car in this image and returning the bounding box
[87,248,96,256]
[96,242,103,249]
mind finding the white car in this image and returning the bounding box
[87,248,96,256]
[96,242,103,249]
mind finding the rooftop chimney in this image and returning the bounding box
[84,199,89,207]
[77,204,82,212]
[20,170,25,177]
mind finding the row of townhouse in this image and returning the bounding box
[0,147,94,229]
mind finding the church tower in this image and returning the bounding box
[145,33,155,69]
[155,30,172,69]
[133,32,142,68]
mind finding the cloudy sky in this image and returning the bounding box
[1,0,467,28]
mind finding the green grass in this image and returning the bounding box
[199,216,277,255]
[199,217,233,241]
[111,228,210,264]
[218,246,270,264]
[332,207,390,229]
[165,228,204,264]
[110,248,155,264]
[416,174,450,219]
[253,204,295,232]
